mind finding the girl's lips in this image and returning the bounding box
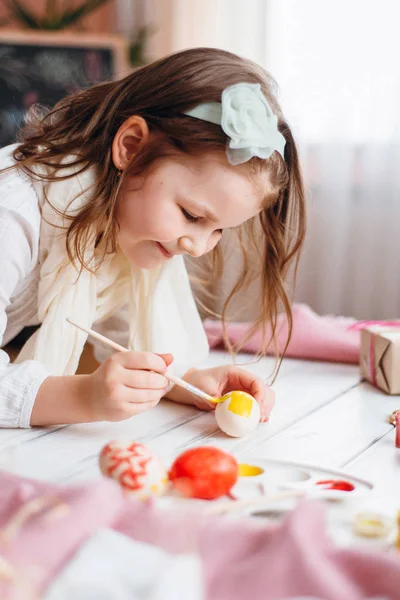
[157,242,172,258]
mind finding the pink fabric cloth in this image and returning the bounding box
[0,471,399,599]
[204,303,361,364]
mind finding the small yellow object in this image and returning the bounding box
[389,410,400,426]
[353,512,392,538]
[238,464,264,477]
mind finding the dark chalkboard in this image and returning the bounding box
[0,31,128,146]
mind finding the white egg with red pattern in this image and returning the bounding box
[99,441,168,499]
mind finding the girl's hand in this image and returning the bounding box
[166,365,275,422]
[87,351,173,421]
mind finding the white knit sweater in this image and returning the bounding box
[0,145,208,428]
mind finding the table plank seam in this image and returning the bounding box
[140,412,204,443]
[47,414,209,483]
[341,427,395,469]
[231,380,363,455]
[0,425,68,452]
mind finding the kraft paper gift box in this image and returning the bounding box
[360,326,400,394]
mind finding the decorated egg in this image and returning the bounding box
[215,391,260,437]
[99,441,168,499]
[169,446,238,500]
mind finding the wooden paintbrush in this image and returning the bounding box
[66,318,216,403]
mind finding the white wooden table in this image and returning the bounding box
[0,351,398,546]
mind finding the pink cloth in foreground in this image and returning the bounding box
[0,471,399,599]
[204,303,361,364]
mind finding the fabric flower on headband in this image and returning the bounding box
[184,82,286,165]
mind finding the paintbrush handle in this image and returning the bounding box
[165,373,215,402]
[66,318,216,403]
[205,489,305,515]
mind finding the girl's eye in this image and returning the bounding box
[181,207,223,233]
[181,208,200,223]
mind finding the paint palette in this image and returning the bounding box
[161,455,373,511]
[231,457,374,507]
[229,458,378,548]
[159,454,384,548]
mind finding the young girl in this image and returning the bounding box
[0,47,305,428]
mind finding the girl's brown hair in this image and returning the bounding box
[10,47,306,375]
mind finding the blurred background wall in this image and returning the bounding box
[147,0,400,322]
[1,0,399,322]
[0,0,116,32]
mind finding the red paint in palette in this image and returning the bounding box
[316,479,355,492]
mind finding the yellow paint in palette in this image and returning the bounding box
[238,464,264,477]
[353,512,393,539]
[223,391,254,418]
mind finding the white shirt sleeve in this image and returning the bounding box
[0,161,49,428]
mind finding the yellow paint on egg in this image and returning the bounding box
[224,391,254,418]
[215,390,260,437]
[238,464,264,477]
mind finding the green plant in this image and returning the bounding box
[129,26,151,66]
[1,0,113,30]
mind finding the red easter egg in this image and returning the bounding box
[169,447,238,500]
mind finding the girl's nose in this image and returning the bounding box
[179,235,210,258]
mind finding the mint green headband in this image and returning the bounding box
[184,82,286,166]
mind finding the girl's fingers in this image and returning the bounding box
[192,397,216,412]
[116,351,168,374]
[249,378,267,404]
[230,368,264,401]
[119,386,164,405]
[263,386,276,417]
[157,353,174,367]
[248,380,274,422]
[228,368,274,422]
[120,369,169,390]
[124,400,160,415]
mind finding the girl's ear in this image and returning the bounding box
[112,116,149,171]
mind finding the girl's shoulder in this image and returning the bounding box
[0,144,41,269]
[0,144,41,220]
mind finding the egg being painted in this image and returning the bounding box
[215,391,260,437]
[99,441,168,500]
